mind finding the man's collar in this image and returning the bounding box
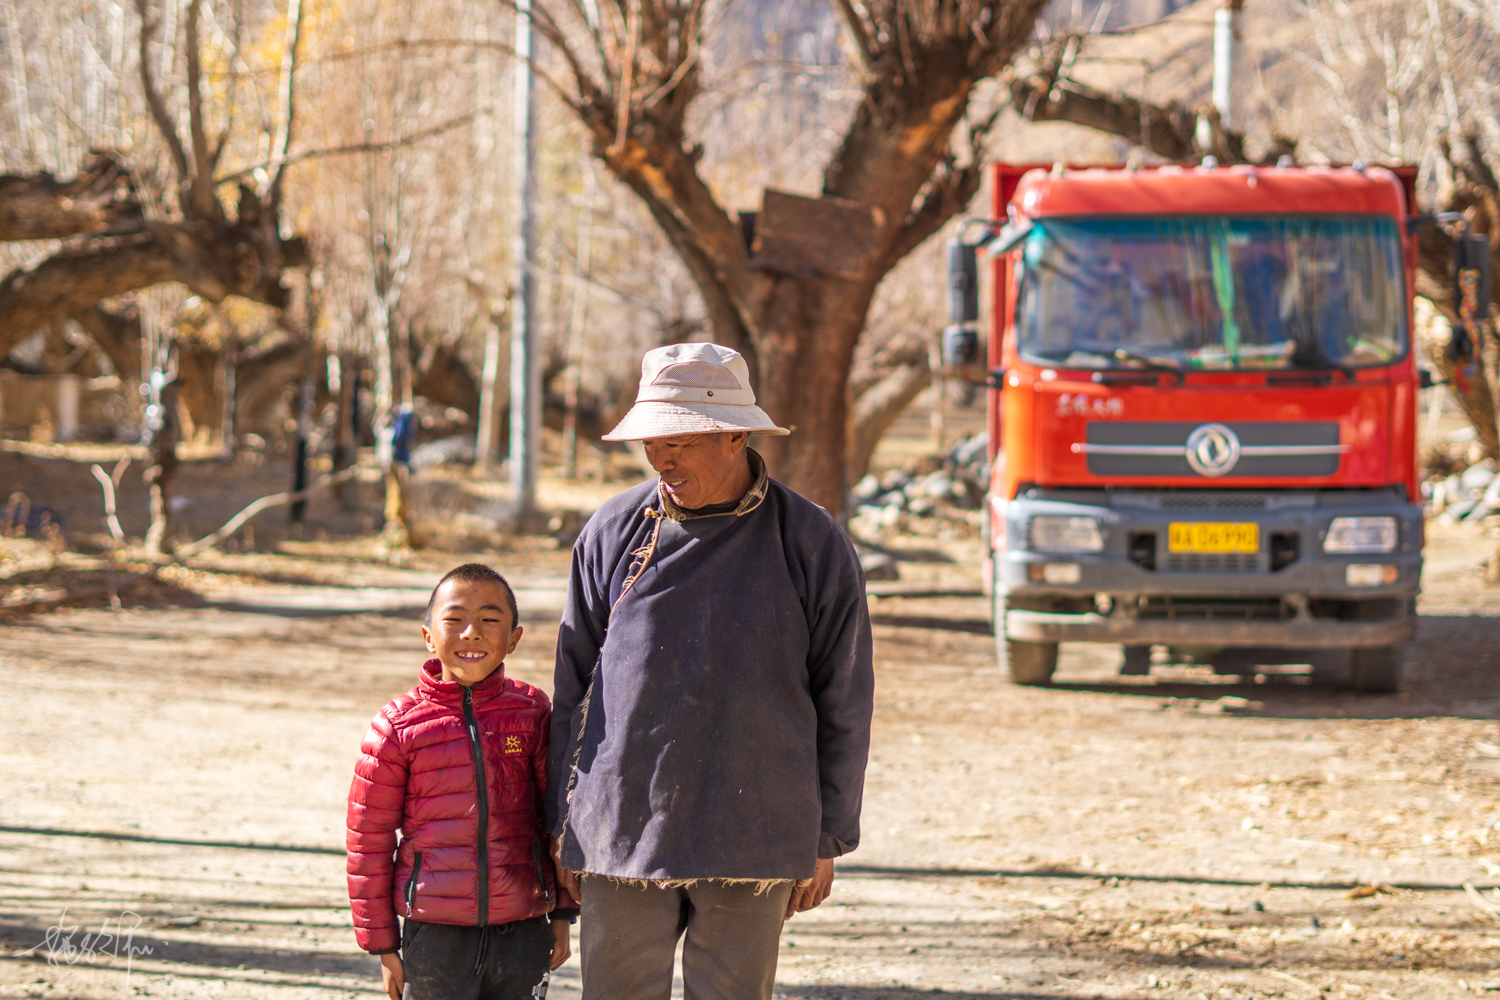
[656,447,769,522]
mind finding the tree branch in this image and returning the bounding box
[846,354,931,483]
[266,0,305,213]
[0,225,304,357]
[882,158,984,268]
[213,112,482,187]
[135,0,191,188]
[832,0,876,74]
[0,236,174,358]
[1002,37,1295,165]
[615,163,758,367]
[0,152,143,242]
[175,464,362,560]
[1006,67,1199,160]
[882,98,1001,269]
[184,0,223,221]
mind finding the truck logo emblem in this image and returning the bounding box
[1185,424,1241,477]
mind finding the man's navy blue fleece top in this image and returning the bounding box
[546,450,874,880]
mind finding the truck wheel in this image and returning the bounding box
[1350,645,1403,693]
[1001,638,1058,685]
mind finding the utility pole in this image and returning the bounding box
[1212,0,1243,133]
[509,0,540,520]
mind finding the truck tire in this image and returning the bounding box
[1120,645,1152,676]
[995,595,1058,684]
[1350,645,1403,693]
[1001,638,1058,685]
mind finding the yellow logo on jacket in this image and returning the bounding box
[503,734,524,754]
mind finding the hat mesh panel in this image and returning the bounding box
[649,361,743,390]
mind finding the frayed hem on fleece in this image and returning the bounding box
[578,874,811,895]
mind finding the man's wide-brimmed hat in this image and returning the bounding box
[602,343,791,442]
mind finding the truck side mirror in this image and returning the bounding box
[947,239,979,324]
[942,324,979,368]
[1455,231,1493,323]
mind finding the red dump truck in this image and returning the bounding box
[947,161,1475,693]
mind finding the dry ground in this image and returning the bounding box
[5,412,1500,1000]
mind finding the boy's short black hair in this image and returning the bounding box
[424,563,519,628]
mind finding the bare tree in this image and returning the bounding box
[0,0,310,362]
[526,0,1050,513]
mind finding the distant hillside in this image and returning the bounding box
[1042,0,1196,32]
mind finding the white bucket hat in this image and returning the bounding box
[602,343,791,442]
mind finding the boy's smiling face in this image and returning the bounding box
[421,578,523,686]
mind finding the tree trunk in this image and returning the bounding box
[333,354,356,510]
[1426,318,1500,460]
[69,306,143,384]
[175,338,222,447]
[234,342,310,437]
[751,279,877,511]
[412,332,481,418]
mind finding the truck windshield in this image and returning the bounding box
[1015,215,1406,371]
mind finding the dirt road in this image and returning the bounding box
[3,521,1500,1000]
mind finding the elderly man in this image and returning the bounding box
[547,342,874,999]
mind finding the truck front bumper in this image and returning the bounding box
[996,487,1422,650]
[1004,608,1413,648]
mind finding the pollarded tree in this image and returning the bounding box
[0,0,310,360]
[528,0,1051,514]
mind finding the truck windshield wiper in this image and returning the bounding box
[1282,359,1355,381]
[1111,348,1182,373]
[1284,342,1355,380]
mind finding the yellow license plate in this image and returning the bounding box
[1168,522,1259,554]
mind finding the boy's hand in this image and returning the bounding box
[784,858,835,919]
[548,835,580,897]
[549,919,572,970]
[379,952,404,1000]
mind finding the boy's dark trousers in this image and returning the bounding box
[401,916,553,1000]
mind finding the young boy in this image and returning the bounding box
[347,563,577,1000]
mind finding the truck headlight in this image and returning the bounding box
[1030,516,1104,553]
[1323,516,1398,554]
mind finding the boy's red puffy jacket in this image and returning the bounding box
[346,659,578,954]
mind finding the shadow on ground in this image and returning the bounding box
[779,991,1062,1000]
[1040,612,1500,721]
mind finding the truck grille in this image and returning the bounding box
[1162,552,1267,573]
[1083,421,1342,477]
[1158,494,1268,510]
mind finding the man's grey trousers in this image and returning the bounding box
[579,877,795,1000]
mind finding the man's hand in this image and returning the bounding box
[549,835,580,898]
[785,858,835,919]
[379,952,404,1000]
[549,919,572,970]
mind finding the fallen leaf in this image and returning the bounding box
[1345,884,1394,899]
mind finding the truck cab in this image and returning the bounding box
[967,162,1425,691]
